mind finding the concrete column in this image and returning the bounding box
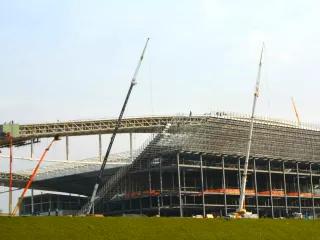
[253,159,259,215]
[130,132,133,162]
[31,189,34,215]
[177,152,183,217]
[40,192,43,213]
[282,161,288,216]
[296,162,302,213]
[66,136,69,160]
[200,154,206,217]
[222,156,227,216]
[30,139,34,158]
[310,163,315,219]
[49,195,52,215]
[268,160,274,218]
[57,195,60,216]
[98,134,102,162]
[19,197,23,215]
[170,173,174,206]
[139,198,142,215]
[129,174,132,210]
[157,196,161,216]
[238,157,241,191]
[148,161,152,209]
[183,169,186,204]
[159,157,163,207]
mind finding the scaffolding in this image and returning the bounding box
[3,112,320,218]
[2,112,320,147]
[79,114,320,218]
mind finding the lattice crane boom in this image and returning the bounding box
[238,43,265,214]
[85,38,150,214]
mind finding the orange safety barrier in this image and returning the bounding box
[257,191,313,198]
[299,193,313,198]
[205,189,225,194]
[245,189,256,196]
[287,192,299,197]
[258,190,271,196]
[225,188,240,195]
[204,188,255,196]
[286,192,313,198]
[258,190,285,196]
[142,190,160,196]
[271,190,285,196]
[125,192,141,198]
[125,190,160,199]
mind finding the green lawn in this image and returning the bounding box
[1,217,320,240]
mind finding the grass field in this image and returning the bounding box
[1,217,320,240]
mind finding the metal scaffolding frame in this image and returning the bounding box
[71,114,320,218]
[0,152,133,185]
[3,112,320,218]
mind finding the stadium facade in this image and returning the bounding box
[2,114,320,218]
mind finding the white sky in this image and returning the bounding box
[1,0,320,213]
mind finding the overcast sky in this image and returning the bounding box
[1,0,320,213]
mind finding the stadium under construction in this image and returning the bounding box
[2,113,320,218]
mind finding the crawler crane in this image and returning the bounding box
[84,38,149,215]
[229,44,264,219]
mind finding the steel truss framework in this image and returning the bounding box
[79,117,320,217]
[105,151,320,218]
[1,112,320,147]
[3,112,320,218]
[0,152,132,189]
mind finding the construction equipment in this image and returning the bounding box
[78,122,172,215]
[85,38,150,215]
[11,135,59,216]
[291,97,301,126]
[235,44,265,218]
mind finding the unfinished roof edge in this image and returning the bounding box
[3,111,320,131]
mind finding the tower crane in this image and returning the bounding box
[234,44,264,218]
[85,38,149,215]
